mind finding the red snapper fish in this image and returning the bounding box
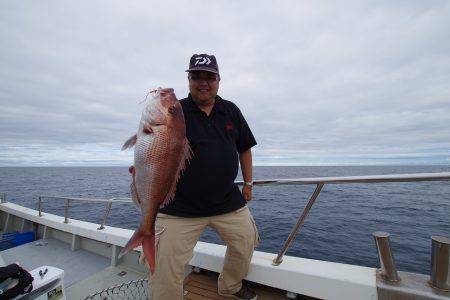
[119,88,192,274]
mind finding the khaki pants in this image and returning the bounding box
[149,205,259,300]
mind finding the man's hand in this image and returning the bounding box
[239,148,254,202]
[242,185,253,201]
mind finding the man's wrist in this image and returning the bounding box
[244,181,253,188]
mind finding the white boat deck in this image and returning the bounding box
[2,179,449,300]
[1,238,110,287]
[0,201,379,299]
[0,237,303,299]
[1,238,147,298]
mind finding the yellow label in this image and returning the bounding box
[47,285,63,300]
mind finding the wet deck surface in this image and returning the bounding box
[1,238,110,287]
[183,270,294,300]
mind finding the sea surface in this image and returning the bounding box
[0,165,449,275]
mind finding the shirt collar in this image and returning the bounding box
[187,94,226,115]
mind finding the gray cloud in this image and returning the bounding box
[1,0,449,166]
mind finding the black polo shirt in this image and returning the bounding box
[159,94,257,217]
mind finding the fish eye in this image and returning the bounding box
[168,106,177,114]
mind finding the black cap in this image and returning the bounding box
[185,54,219,74]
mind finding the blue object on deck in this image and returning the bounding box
[0,232,35,251]
[0,232,17,251]
[12,231,35,247]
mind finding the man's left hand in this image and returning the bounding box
[242,185,253,201]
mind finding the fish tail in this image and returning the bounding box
[118,229,144,258]
[143,233,156,274]
[118,229,156,274]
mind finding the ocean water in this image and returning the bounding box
[0,165,449,275]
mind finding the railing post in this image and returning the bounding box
[38,196,42,216]
[430,236,450,290]
[273,183,324,266]
[1,193,6,203]
[64,199,70,223]
[373,232,400,282]
[98,202,113,230]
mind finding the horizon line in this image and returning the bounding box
[0,163,449,168]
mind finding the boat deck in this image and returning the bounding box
[183,270,319,300]
[1,237,307,299]
[1,238,112,287]
[0,238,147,298]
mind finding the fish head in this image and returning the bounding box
[158,88,179,114]
[156,88,184,126]
[142,88,184,129]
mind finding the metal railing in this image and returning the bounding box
[7,172,450,265]
[38,196,133,230]
[249,172,450,265]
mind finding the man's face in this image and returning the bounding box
[188,71,220,105]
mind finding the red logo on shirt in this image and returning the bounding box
[225,124,233,131]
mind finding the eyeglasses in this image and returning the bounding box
[188,74,219,84]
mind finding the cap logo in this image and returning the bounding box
[195,56,211,66]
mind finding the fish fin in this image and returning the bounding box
[160,183,176,208]
[119,229,156,274]
[178,139,193,176]
[143,233,156,274]
[130,174,141,208]
[160,139,193,207]
[122,134,138,150]
[118,229,144,259]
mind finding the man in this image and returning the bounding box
[149,54,259,300]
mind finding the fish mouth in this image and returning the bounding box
[159,88,174,95]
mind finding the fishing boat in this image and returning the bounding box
[1,172,450,299]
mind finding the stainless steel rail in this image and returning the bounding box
[430,236,450,290]
[272,183,323,265]
[373,232,400,282]
[28,172,450,265]
[239,172,450,266]
[236,172,450,186]
[38,195,133,229]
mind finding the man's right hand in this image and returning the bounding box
[242,185,253,201]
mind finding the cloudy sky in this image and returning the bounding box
[1,1,449,166]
